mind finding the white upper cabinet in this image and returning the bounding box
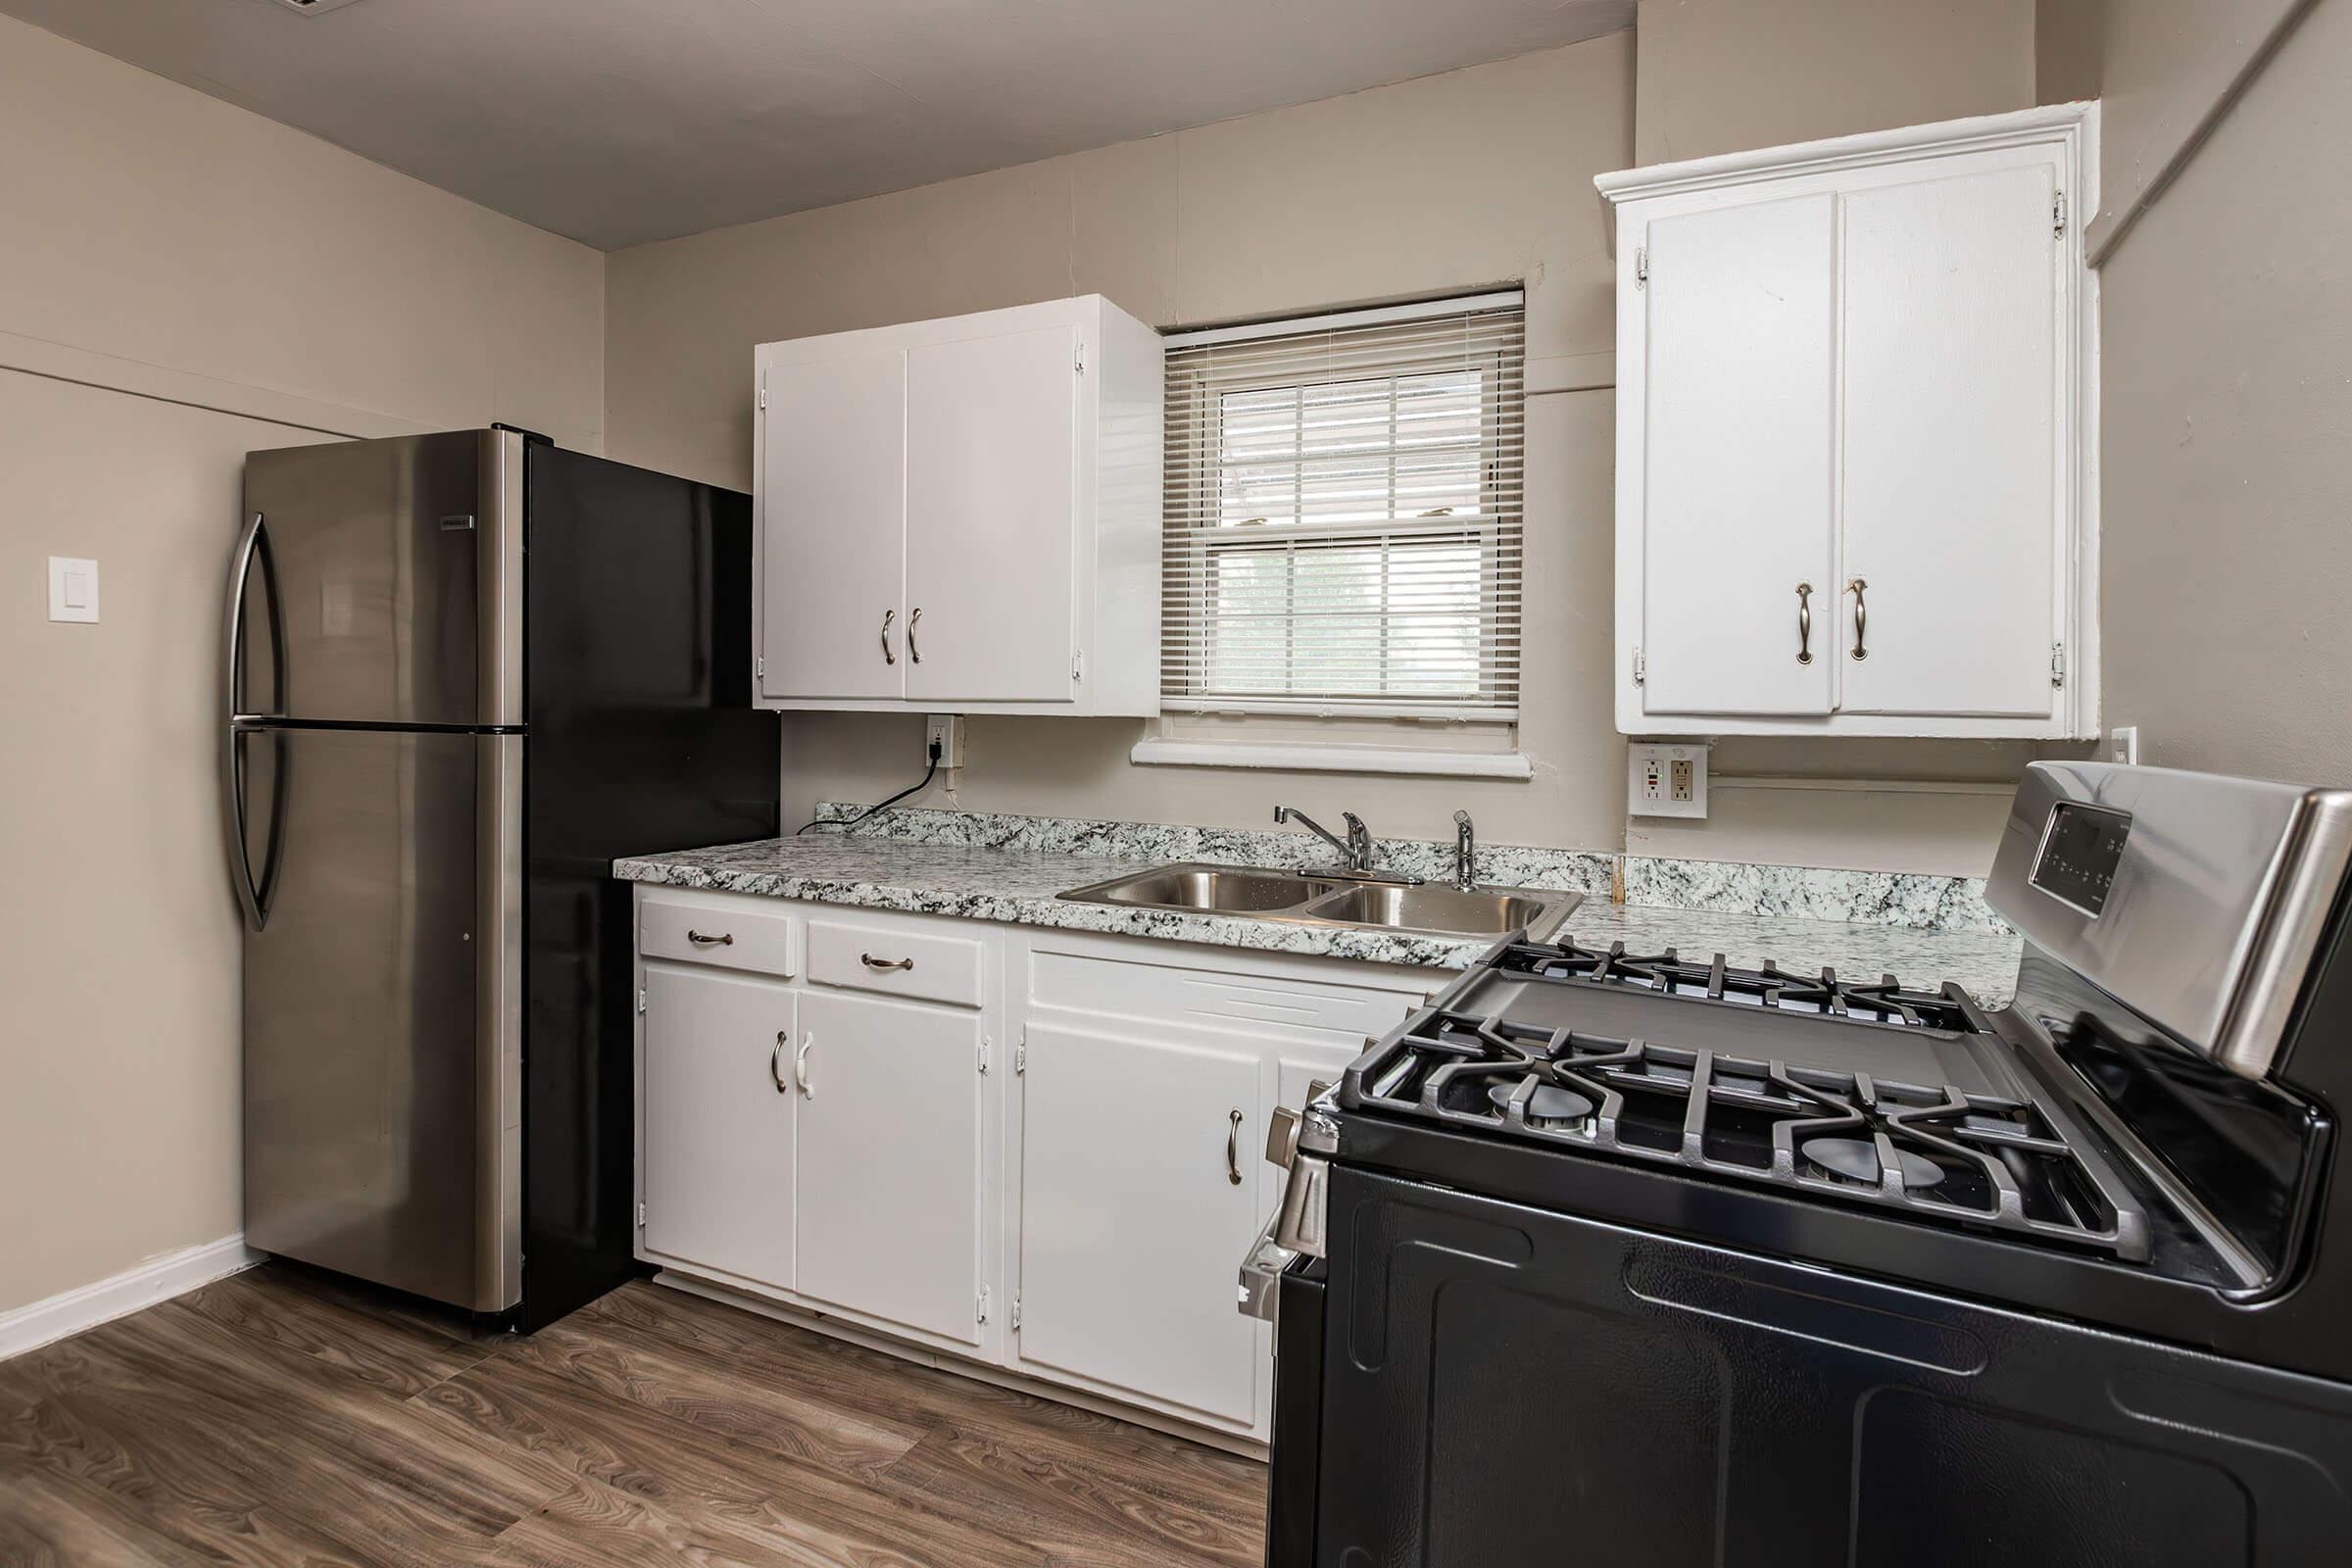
[1600,104,2099,738]
[754,295,1162,716]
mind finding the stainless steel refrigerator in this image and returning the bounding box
[223,427,776,1328]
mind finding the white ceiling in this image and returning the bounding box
[3,0,1635,250]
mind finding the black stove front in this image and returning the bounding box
[1265,926,2352,1567]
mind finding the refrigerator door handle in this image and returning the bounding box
[221,512,285,930]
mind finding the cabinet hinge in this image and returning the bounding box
[636,987,647,1015]
[978,1037,990,1075]
[1631,647,1646,686]
[1014,1032,1027,1075]
[636,1200,647,1228]
[756,656,765,681]
[1635,247,1648,288]
[977,1286,991,1325]
[1074,341,1086,375]
[2053,191,2067,238]
[1071,651,1084,682]
[758,386,768,411]
[1010,1292,1022,1332]
[2051,641,2067,688]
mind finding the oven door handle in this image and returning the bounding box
[1238,1207,1296,1323]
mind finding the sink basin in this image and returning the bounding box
[1058,860,1580,941]
[1061,862,1346,913]
[1298,882,1574,940]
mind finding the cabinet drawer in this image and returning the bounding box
[1029,947,1424,1048]
[641,896,798,977]
[807,917,983,1007]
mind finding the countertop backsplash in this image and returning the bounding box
[807,803,2010,936]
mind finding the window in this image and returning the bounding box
[1161,293,1525,723]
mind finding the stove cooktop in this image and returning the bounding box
[1341,940,2153,1261]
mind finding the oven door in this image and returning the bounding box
[1316,1165,2352,1568]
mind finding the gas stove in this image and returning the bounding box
[1342,940,2150,1261]
[1253,764,2352,1568]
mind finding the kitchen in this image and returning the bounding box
[4,0,2349,1563]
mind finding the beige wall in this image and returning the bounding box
[2059,0,2352,783]
[0,15,605,1314]
[609,16,2049,878]
[1634,0,2035,165]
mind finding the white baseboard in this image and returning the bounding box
[0,1234,264,1362]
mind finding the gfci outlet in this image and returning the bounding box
[925,714,966,769]
[1629,742,1708,819]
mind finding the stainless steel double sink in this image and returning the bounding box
[1056,861,1581,942]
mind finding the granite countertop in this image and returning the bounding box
[614,833,2024,1005]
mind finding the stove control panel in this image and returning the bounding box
[2030,802,2132,918]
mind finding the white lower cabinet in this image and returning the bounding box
[640,964,797,1288]
[635,888,1435,1446]
[1014,1017,1264,1426]
[794,990,986,1347]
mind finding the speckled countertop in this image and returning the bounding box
[614,834,2024,1005]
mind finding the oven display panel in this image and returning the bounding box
[2031,803,2132,917]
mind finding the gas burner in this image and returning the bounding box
[1494,940,1982,1031]
[1346,999,2150,1260]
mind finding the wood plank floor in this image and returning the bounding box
[0,1264,1267,1567]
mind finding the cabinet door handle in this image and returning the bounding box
[795,1036,813,1099]
[1226,1109,1245,1186]
[907,607,922,664]
[1846,577,1869,662]
[771,1030,790,1095]
[860,953,914,971]
[686,929,733,947]
[1794,582,1814,665]
[880,609,898,665]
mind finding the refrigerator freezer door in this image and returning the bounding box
[239,726,522,1312]
[236,430,522,727]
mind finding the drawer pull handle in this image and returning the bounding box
[795,1036,813,1099]
[1794,581,1813,665]
[860,953,914,971]
[686,929,733,947]
[1227,1108,1245,1186]
[908,606,923,664]
[1846,577,1869,662]
[771,1031,789,1095]
[880,609,898,665]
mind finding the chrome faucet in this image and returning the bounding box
[1453,809,1477,891]
[1275,805,1378,875]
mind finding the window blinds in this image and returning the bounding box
[1160,293,1526,720]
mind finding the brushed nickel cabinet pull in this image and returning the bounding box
[771,1031,790,1094]
[860,953,914,971]
[1226,1109,1245,1186]
[908,607,923,664]
[687,929,733,947]
[1847,577,1869,662]
[880,609,898,665]
[1795,582,1814,665]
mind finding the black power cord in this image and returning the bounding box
[795,739,944,835]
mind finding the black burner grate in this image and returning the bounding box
[1349,1006,2151,1261]
[1494,940,1984,1031]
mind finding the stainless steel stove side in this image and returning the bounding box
[1988,761,2352,1081]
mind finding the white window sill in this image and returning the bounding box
[1129,736,1535,779]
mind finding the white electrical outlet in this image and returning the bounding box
[1628,742,1708,818]
[2108,726,2140,766]
[925,713,966,769]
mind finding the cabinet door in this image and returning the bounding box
[904,325,1078,705]
[1016,1018,1263,1426]
[794,991,985,1346]
[1639,194,1838,716]
[760,350,907,702]
[1838,160,2060,717]
[641,966,796,1288]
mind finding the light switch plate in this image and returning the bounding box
[1629,741,1708,818]
[47,557,99,623]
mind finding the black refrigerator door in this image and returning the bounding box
[519,443,778,1332]
[1314,1166,2352,1567]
